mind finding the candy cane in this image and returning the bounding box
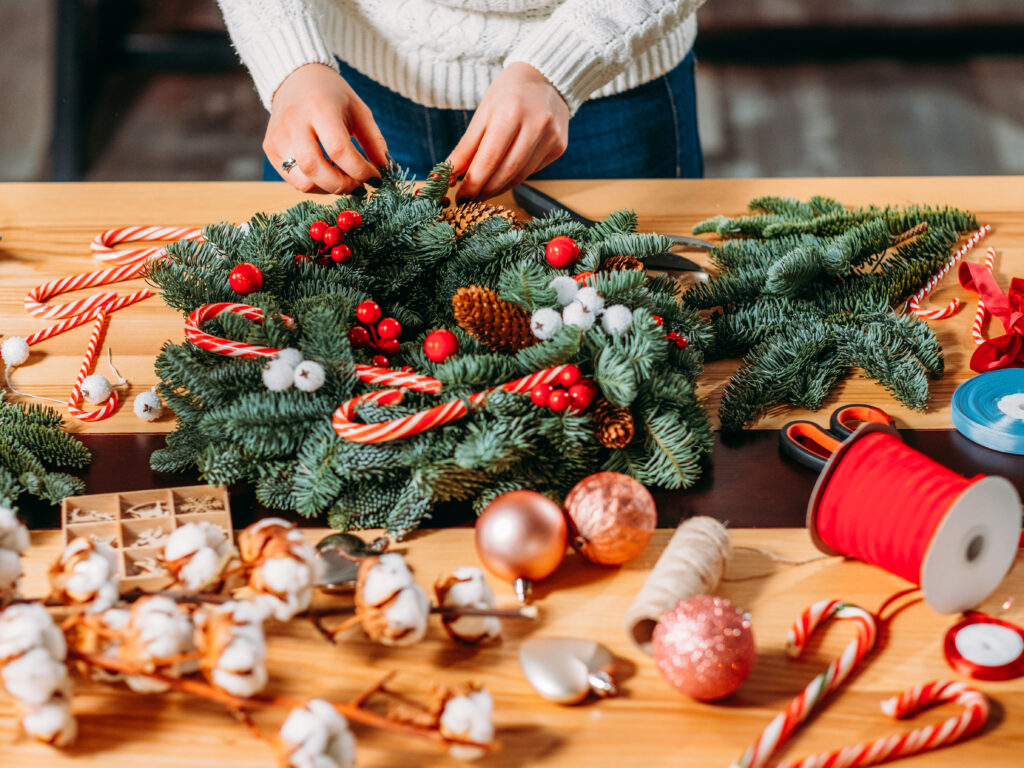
[905,225,990,320]
[25,260,154,320]
[90,225,203,265]
[773,680,988,768]
[971,247,996,345]
[65,307,119,422]
[730,600,878,768]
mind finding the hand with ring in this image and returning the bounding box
[265,63,389,194]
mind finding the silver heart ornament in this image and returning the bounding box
[518,637,618,705]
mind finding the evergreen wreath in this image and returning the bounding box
[686,197,978,431]
[0,392,90,508]
[147,164,712,534]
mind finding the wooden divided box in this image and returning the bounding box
[60,485,233,592]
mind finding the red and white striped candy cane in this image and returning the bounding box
[25,291,151,347]
[65,306,119,422]
[905,224,990,320]
[24,260,154,320]
[90,225,203,265]
[772,680,988,768]
[184,302,444,393]
[971,247,996,345]
[331,364,571,443]
[730,600,878,768]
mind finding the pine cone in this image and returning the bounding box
[593,398,635,448]
[452,285,535,353]
[600,254,644,272]
[439,202,519,237]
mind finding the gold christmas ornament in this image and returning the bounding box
[452,285,536,353]
[592,398,635,449]
[564,472,657,566]
[439,202,519,237]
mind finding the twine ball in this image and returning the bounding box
[80,374,112,404]
[652,595,755,700]
[564,472,656,566]
[1,337,30,368]
[293,360,326,392]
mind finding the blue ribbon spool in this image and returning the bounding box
[952,369,1024,455]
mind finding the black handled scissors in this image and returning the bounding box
[779,404,896,472]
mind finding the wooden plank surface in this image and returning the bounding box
[3,528,1022,767]
[1,177,1020,433]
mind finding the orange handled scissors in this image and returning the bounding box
[780,404,895,472]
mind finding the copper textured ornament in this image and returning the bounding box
[652,595,755,700]
[475,490,567,603]
[564,472,656,565]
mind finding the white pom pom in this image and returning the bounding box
[262,358,294,392]
[293,360,326,392]
[601,304,633,336]
[1,337,30,368]
[547,276,579,306]
[530,308,563,340]
[276,348,304,368]
[574,287,605,315]
[133,388,163,421]
[80,374,112,404]
[562,301,595,330]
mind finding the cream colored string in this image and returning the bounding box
[723,547,834,582]
[4,347,126,407]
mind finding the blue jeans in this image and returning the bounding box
[264,52,703,181]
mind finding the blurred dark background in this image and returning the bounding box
[3,0,1023,182]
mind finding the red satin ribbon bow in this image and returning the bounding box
[960,261,1024,372]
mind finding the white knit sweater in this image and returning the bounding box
[218,0,703,115]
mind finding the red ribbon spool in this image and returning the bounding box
[807,424,1021,614]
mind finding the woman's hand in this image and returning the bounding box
[449,63,569,201]
[265,63,389,194]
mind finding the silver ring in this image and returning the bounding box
[281,157,298,173]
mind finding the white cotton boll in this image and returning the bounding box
[379,584,430,647]
[0,506,30,553]
[0,603,67,661]
[123,597,196,693]
[62,540,119,613]
[80,374,112,405]
[362,553,414,605]
[21,696,77,747]
[280,700,356,768]
[601,304,633,336]
[293,360,326,392]
[276,348,304,368]
[1,337,30,368]
[548,276,579,306]
[439,567,501,642]
[133,388,163,422]
[441,689,494,761]
[179,547,223,591]
[259,557,314,621]
[164,521,231,590]
[562,300,595,330]
[530,307,563,341]
[574,286,604,315]
[262,358,295,391]
[0,549,22,596]
[212,638,268,698]
[1,647,69,706]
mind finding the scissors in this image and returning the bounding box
[779,404,896,472]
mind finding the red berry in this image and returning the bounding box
[378,338,401,355]
[423,329,459,363]
[558,364,582,388]
[293,253,309,263]
[568,383,596,412]
[228,262,263,295]
[545,236,580,269]
[348,326,370,347]
[309,221,328,241]
[356,301,382,325]
[580,378,599,394]
[441,196,451,208]
[316,255,332,267]
[376,318,402,340]
[330,244,352,263]
[322,226,343,248]
[573,271,596,285]
[675,336,688,349]
[371,355,390,368]
[653,315,664,326]
[336,209,362,232]
[547,389,570,413]
[666,332,679,340]
[530,384,552,407]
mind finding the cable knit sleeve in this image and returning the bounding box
[217,0,340,110]
[504,0,706,115]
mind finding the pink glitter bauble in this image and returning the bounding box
[652,595,755,700]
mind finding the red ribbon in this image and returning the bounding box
[959,262,1024,372]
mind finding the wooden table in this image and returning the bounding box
[1,179,1023,764]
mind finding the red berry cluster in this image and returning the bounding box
[348,300,402,367]
[295,209,362,266]
[653,315,687,349]
[529,364,597,413]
